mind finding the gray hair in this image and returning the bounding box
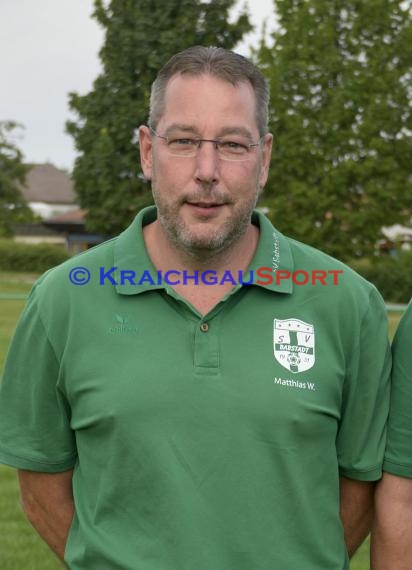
[149,46,269,136]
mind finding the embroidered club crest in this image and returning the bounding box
[274,318,315,373]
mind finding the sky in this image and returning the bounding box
[0,0,276,171]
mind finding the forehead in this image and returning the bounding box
[159,73,258,134]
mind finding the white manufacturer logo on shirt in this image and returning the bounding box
[273,318,315,373]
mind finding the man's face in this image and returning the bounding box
[139,74,272,257]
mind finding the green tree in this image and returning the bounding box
[0,122,33,236]
[258,0,412,260]
[67,0,252,236]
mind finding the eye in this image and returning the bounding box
[219,141,249,154]
[168,138,197,148]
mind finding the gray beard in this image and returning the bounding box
[154,186,260,262]
[157,207,253,262]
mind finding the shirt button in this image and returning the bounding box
[200,323,209,332]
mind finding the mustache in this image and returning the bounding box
[181,188,232,205]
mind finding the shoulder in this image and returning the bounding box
[27,236,118,317]
[394,301,412,336]
[257,211,378,299]
[392,301,412,371]
[287,236,381,303]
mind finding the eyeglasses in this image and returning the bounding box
[149,127,263,162]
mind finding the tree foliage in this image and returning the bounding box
[258,0,412,260]
[67,0,252,236]
[0,122,33,236]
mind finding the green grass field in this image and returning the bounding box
[0,272,403,569]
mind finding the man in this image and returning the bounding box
[372,301,412,569]
[0,46,390,569]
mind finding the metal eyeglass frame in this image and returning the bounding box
[149,127,264,161]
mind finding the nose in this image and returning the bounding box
[194,140,219,185]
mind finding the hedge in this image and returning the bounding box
[349,251,412,304]
[0,240,70,273]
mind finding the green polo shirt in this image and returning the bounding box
[383,301,412,478]
[0,207,390,570]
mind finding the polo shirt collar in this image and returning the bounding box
[113,206,294,296]
[248,210,294,294]
[113,206,162,295]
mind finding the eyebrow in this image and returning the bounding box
[217,126,255,141]
[163,123,255,141]
[163,124,198,136]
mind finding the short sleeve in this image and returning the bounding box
[336,287,391,481]
[0,285,77,471]
[383,301,412,478]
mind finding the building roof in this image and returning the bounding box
[43,209,107,239]
[45,208,87,224]
[42,208,87,234]
[20,163,77,204]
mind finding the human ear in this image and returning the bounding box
[258,133,273,190]
[138,125,153,181]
